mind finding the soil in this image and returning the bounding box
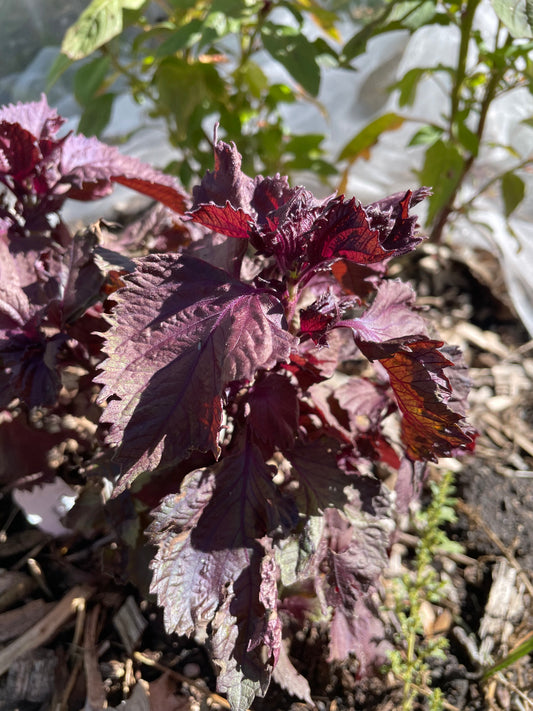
[0,241,532,711]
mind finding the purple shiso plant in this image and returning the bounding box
[0,96,475,709]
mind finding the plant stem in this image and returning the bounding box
[430,22,512,242]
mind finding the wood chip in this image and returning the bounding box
[454,322,510,358]
[113,595,148,654]
[0,598,54,643]
[0,648,57,705]
[0,584,94,676]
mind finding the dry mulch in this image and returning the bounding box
[0,242,532,711]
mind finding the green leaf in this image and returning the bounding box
[74,55,111,105]
[483,633,533,679]
[155,19,204,57]
[455,120,479,156]
[154,58,224,140]
[408,124,444,146]
[261,24,321,96]
[338,113,405,162]
[61,0,148,60]
[389,0,438,30]
[501,172,526,216]
[490,0,533,37]
[393,67,426,107]
[46,52,73,90]
[235,60,268,100]
[417,139,464,225]
[77,93,115,136]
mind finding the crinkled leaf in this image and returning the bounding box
[192,140,256,212]
[341,279,428,342]
[307,197,402,267]
[149,443,295,706]
[0,122,41,182]
[299,292,340,345]
[56,225,106,324]
[365,189,427,255]
[251,175,294,225]
[258,186,323,272]
[359,338,475,461]
[0,95,64,140]
[97,254,295,491]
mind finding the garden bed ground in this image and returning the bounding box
[0,240,532,711]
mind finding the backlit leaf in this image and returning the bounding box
[490,0,533,37]
[338,113,405,162]
[359,338,476,461]
[61,0,148,60]
[501,171,526,217]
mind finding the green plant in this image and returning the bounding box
[50,0,342,186]
[389,469,463,710]
[338,0,533,241]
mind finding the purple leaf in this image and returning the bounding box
[307,197,390,266]
[341,279,428,343]
[60,136,189,211]
[0,331,64,408]
[251,175,295,225]
[335,378,391,433]
[0,94,64,141]
[148,442,295,705]
[299,292,340,345]
[328,595,391,676]
[0,122,41,182]
[258,187,323,272]
[55,225,106,325]
[283,438,351,515]
[187,201,253,240]
[271,642,312,704]
[365,189,428,255]
[359,338,476,461]
[316,487,393,665]
[192,139,256,212]
[247,372,300,455]
[0,238,32,332]
[97,254,296,491]
[394,458,427,514]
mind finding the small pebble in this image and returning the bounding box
[183,662,201,678]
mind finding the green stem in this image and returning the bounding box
[459,155,532,211]
[448,0,481,137]
[430,27,512,242]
